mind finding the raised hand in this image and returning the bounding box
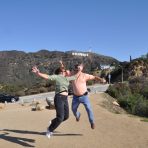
[59,60,63,65]
[32,66,40,74]
[101,78,106,84]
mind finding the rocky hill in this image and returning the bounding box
[109,58,148,83]
[128,58,148,79]
[0,50,118,95]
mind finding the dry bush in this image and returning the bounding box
[0,103,5,109]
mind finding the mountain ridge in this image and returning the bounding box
[0,49,118,95]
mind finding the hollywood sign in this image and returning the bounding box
[72,52,88,57]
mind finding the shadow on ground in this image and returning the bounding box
[0,132,35,147]
[0,129,83,147]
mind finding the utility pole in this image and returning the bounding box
[108,66,111,84]
[121,67,123,83]
[130,55,132,62]
[119,65,123,83]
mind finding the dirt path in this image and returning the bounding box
[0,93,148,148]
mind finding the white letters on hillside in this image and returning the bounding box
[72,52,88,57]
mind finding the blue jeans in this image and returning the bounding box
[72,95,94,124]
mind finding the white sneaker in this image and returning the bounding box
[46,129,53,139]
[49,120,51,125]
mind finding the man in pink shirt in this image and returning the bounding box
[71,63,105,129]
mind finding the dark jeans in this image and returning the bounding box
[48,94,69,132]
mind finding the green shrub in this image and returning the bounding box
[106,83,131,98]
[106,81,148,117]
[133,97,148,117]
[129,76,148,99]
[15,90,26,96]
[39,87,48,93]
[106,85,119,98]
[141,86,148,99]
[87,80,94,86]
[117,94,129,108]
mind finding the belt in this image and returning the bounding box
[74,91,88,97]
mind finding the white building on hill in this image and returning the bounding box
[100,65,115,70]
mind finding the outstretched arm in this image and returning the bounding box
[32,66,49,80]
[94,76,106,83]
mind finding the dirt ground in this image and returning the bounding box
[0,93,148,148]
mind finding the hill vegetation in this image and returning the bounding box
[106,54,148,117]
[0,50,118,96]
[105,56,148,83]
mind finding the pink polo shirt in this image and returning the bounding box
[72,72,95,96]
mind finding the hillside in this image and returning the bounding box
[128,58,148,79]
[108,58,148,83]
[0,50,118,95]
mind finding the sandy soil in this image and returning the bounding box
[0,93,148,148]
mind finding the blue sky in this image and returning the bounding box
[0,0,148,61]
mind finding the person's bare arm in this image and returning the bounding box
[94,76,106,83]
[59,60,65,69]
[32,66,49,79]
